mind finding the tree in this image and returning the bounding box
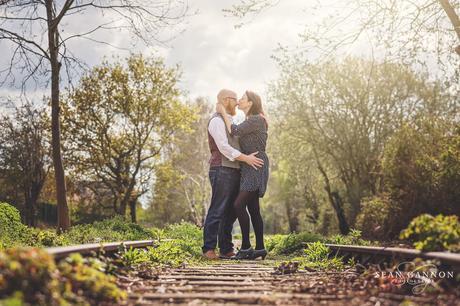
[269,56,457,233]
[148,98,212,227]
[0,102,51,226]
[226,1,460,71]
[380,120,460,234]
[0,0,189,230]
[62,54,193,223]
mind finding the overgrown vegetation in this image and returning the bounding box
[0,248,126,305]
[266,229,373,256]
[0,206,155,249]
[400,214,460,252]
[294,242,346,271]
[266,232,324,255]
[0,221,204,305]
[117,223,204,268]
[0,203,37,249]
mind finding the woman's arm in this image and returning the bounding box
[216,103,232,134]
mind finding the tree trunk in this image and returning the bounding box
[119,196,128,216]
[46,0,70,231]
[314,150,350,235]
[129,199,137,223]
[24,191,36,227]
[330,191,350,235]
[285,200,299,233]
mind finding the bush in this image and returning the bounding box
[0,247,126,305]
[119,247,150,267]
[399,214,460,251]
[325,229,372,246]
[147,240,193,267]
[163,221,202,241]
[266,234,286,253]
[163,222,203,257]
[61,216,153,245]
[33,229,68,247]
[381,122,460,237]
[267,232,324,255]
[355,194,398,240]
[0,247,61,305]
[0,203,34,248]
[58,253,126,303]
[293,242,345,271]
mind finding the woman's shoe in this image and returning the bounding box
[251,249,268,260]
[232,247,254,260]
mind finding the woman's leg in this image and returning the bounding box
[247,194,265,250]
[233,191,256,249]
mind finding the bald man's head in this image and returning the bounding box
[217,89,238,116]
[217,89,237,103]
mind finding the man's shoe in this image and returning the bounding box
[219,250,236,259]
[203,250,219,260]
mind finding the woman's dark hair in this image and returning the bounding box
[246,90,268,128]
[246,90,264,116]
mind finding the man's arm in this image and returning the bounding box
[208,117,263,169]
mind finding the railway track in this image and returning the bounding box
[45,241,460,305]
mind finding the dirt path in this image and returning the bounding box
[121,260,458,305]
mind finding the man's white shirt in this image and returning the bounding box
[208,114,241,161]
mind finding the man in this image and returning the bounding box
[202,89,264,260]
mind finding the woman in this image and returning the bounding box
[217,90,269,260]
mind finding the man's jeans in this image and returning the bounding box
[202,166,240,254]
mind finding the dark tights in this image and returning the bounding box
[233,191,265,250]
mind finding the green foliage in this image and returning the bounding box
[0,203,34,248]
[164,221,202,241]
[60,216,153,245]
[146,98,211,228]
[265,234,286,252]
[58,253,126,303]
[355,194,396,240]
[0,103,50,228]
[0,202,21,224]
[325,229,372,246]
[399,214,460,251]
[62,54,194,220]
[118,223,204,267]
[0,292,24,306]
[0,248,126,305]
[163,222,203,257]
[293,242,345,271]
[0,247,60,305]
[33,229,68,247]
[149,228,166,241]
[382,122,460,237]
[147,241,192,267]
[119,247,150,267]
[266,232,324,255]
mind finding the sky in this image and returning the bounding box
[1,0,455,108]
[161,0,307,102]
[0,0,310,107]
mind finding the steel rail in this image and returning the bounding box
[46,239,155,260]
[324,243,460,269]
[45,240,460,269]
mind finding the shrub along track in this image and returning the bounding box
[46,241,460,305]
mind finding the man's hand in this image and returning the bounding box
[237,152,264,170]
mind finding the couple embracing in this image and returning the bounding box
[202,89,269,260]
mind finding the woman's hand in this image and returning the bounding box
[216,102,227,115]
